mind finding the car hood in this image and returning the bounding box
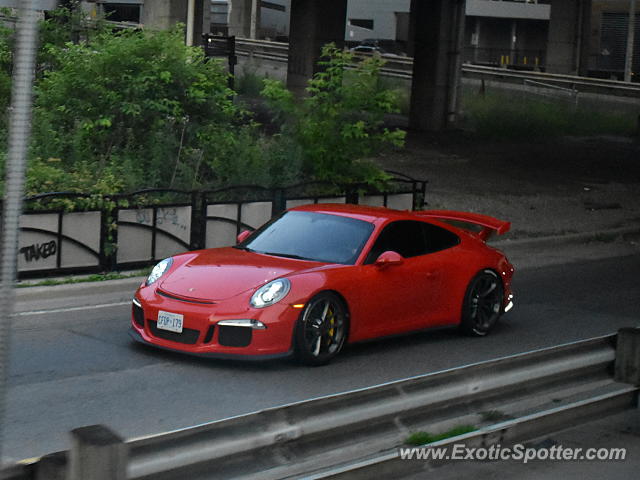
[158,247,322,301]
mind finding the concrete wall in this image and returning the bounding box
[546,0,592,74]
[346,0,411,42]
[142,0,178,30]
[261,0,290,38]
[466,0,550,20]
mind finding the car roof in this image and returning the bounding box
[290,203,417,223]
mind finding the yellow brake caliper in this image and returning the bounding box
[327,308,336,344]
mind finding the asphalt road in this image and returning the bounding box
[4,254,640,462]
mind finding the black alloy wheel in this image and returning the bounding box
[460,269,504,336]
[294,292,348,366]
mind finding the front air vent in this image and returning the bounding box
[148,320,200,345]
[203,325,216,344]
[218,326,252,347]
[132,303,144,328]
[157,289,217,305]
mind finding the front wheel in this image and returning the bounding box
[460,270,504,336]
[294,292,348,366]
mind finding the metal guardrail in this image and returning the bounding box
[6,328,640,480]
[234,38,640,98]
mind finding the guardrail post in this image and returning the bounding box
[614,327,640,386]
[67,425,127,480]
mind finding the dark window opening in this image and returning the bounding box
[350,19,374,30]
[102,3,141,23]
[365,220,459,264]
[262,1,286,12]
[422,222,460,253]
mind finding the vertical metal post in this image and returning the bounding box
[0,0,38,461]
[446,0,466,126]
[625,0,637,83]
[510,20,517,66]
[615,327,640,385]
[472,17,481,64]
[250,0,259,39]
[186,0,196,46]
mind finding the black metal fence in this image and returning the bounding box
[17,176,427,278]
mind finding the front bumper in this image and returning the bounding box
[129,328,292,360]
[130,287,300,358]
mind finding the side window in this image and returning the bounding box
[365,221,427,263]
[422,223,460,253]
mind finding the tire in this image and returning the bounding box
[294,292,349,366]
[460,270,504,337]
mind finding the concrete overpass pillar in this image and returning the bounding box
[409,0,466,131]
[229,0,261,39]
[546,0,592,75]
[142,0,206,45]
[286,0,347,94]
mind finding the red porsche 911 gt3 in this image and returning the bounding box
[130,204,514,365]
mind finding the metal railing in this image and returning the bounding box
[13,175,427,279]
[233,38,640,98]
[5,328,639,480]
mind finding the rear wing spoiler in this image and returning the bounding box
[416,210,511,241]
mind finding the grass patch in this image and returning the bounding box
[461,88,637,140]
[17,270,149,288]
[480,410,511,422]
[236,72,267,96]
[405,425,478,446]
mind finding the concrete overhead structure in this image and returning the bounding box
[78,1,207,44]
[286,0,348,95]
[283,0,466,131]
[409,0,466,131]
[228,0,261,38]
[546,0,593,75]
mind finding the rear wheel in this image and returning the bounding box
[294,292,348,366]
[460,270,504,336]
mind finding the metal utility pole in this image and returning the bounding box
[186,0,196,46]
[625,0,637,82]
[250,0,259,39]
[0,0,39,461]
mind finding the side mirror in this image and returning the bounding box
[374,251,404,269]
[237,230,252,244]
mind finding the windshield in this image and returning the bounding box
[238,211,374,265]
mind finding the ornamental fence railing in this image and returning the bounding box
[13,174,427,278]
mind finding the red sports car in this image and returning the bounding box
[130,204,514,365]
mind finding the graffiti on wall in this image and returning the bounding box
[19,241,57,262]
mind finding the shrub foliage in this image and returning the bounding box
[0,9,405,197]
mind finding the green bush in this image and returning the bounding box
[261,44,406,186]
[0,14,406,197]
[27,24,273,195]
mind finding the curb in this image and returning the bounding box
[15,276,145,303]
[492,225,640,248]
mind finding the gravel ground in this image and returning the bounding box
[375,133,640,239]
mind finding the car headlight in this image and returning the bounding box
[146,258,173,286]
[250,278,291,308]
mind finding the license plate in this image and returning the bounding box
[157,311,184,333]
